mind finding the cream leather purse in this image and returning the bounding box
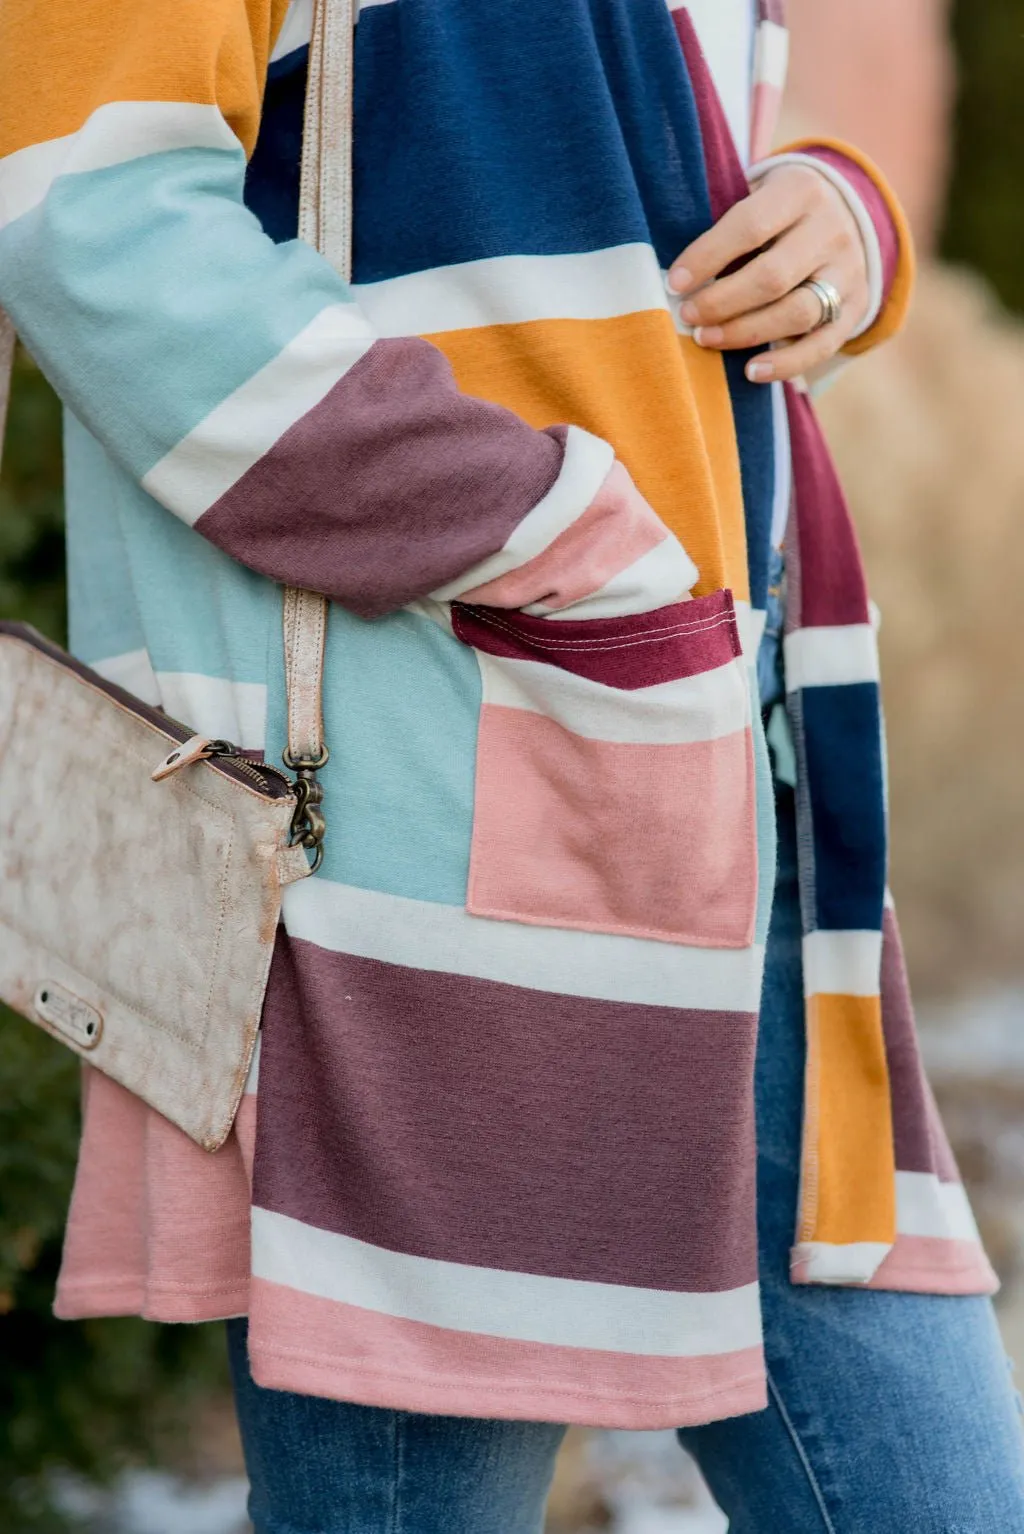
[0,0,354,1150]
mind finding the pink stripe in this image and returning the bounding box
[749,83,783,165]
[468,708,757,946]
[247,1279,767,1429]
[789,1237,998,1297]
[461,460,670,611]
[453,587,741,690]
[867,1236,998,1296]
[54,1068,253,1323]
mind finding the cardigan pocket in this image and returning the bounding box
[451,588,758,948]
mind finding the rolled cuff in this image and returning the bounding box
[772,136,916,356]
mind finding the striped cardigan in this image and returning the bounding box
[0,0,995,1427]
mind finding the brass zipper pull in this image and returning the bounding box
[151,735,224,781]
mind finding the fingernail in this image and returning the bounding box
[694,326,724,347]
[680,301,700,324]
[746,360,774,382]
[666,266,693,294]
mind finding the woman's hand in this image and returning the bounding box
[666,164,870,384]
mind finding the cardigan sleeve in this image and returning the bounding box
[762,137,917,357]
[0,0,695,623]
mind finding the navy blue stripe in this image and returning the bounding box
[245,48,307,243]
[798,683,886,932]
[350,0,714,281]
[723,350,774,612]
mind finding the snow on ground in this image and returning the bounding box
[920,987,1024,1079]
[56,1437,726,1534]
[587,1432,728,1533]
[55,1470,250,1534]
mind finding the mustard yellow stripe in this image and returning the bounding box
[800,993,897,1247]
[779,135,917,357]
[0,0,290,160]
[428,312,750,601]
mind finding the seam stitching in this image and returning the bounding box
[766,1369,838,1534]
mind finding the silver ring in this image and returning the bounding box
[800,277,843,331]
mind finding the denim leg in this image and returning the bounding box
[679,788,1024,1532]
[226,1318,566,1534]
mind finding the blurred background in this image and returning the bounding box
[1,0,1022,1528]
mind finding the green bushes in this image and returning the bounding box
[942,0,1024,316]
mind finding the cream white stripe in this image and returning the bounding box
[243,1033,262,1096]
[680,0,756,161]
[768,380,792,550]
[283,878,764,1012]
[753,19,789,90]
[90,648,161,705]
[792,1241,890,1284]
[271,0,313,60]
[803,930,882,998]
[0,102,239,231]
[896,1173,980,1243]
[252,1208,762,1355]
[154,673,267,750]
[430,427,615,601]
[270,0,396,71]
[529,536,699,621]
[784,625,879,691]
[141,303,373,524]
[735,602,765,662]
[85,652,266,747]
[353,244,670,336]
[480,653,750,745]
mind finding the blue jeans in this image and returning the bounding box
[228,789,1024,1532]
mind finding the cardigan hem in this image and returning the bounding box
[247,1341,769,1430]
[54,1276,249,1323]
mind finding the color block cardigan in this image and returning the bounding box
[0,0,996,1428]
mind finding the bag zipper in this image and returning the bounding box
[203,742,295,797]
[1,621,294,802]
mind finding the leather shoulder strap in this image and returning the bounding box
[285,0,355,770]
[0,1,355,779]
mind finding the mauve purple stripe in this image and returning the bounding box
[196,338,566,619]
[799,146,900,300]
[784,386,870,629]
[881,909,959,1182]
[452,589,742,690]
[253,934,759,1293]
